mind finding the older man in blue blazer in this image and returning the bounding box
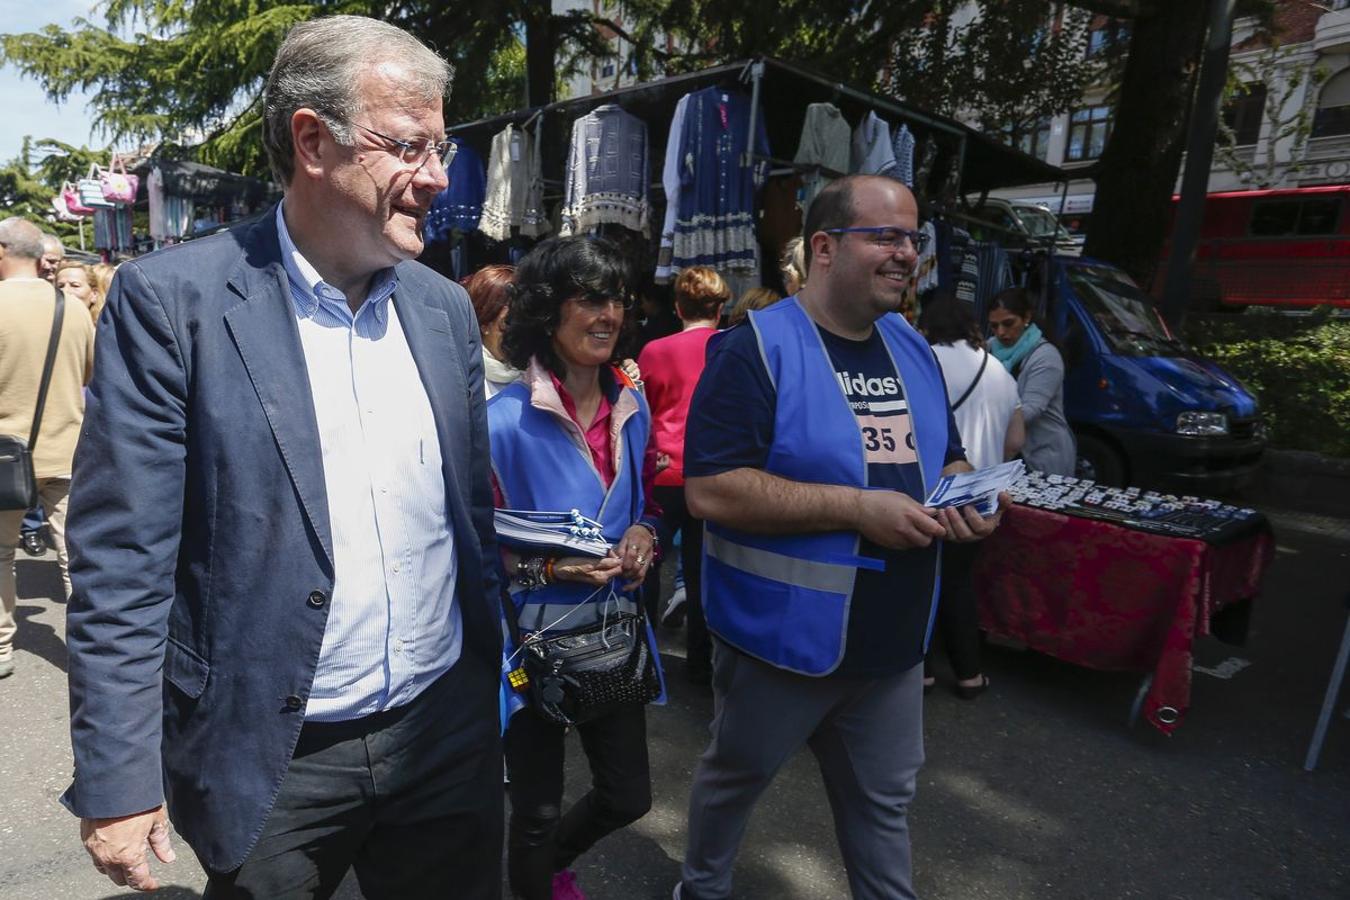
[63,16,504,898]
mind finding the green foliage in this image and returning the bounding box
[1187,310,1350,458]
[617,0,931,89]
[886,1,1104,140]
[0,1,610,177]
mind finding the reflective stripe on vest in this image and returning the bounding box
[705,531,884,595]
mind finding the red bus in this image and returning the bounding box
[1156,184,1350,309]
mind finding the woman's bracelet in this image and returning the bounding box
[516,555,548,589]
[634,520,660,556]
[543,557,556,584]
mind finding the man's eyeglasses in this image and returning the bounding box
[824,226,929,254]
[572,290,637,312]
[353,123,457,170]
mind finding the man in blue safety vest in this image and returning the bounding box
[675,174,1008,900]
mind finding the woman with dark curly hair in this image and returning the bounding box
[488,235,663,900]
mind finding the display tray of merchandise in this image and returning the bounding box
[1007,470,1265,544]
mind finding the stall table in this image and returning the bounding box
[973,503,1274,733]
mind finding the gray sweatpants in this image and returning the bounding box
[681,641,925,900]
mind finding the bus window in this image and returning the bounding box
[1297,198,1341,235]
[1250,199,1300,236]
[1249,197,1343,236]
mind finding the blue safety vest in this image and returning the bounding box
[702,297,949,676]
[487,374,651,631]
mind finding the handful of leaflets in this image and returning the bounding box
[923,460,1024,517]
[493,509,614,558]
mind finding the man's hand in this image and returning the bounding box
[936,491,1012,543]
[81,805,176,892]
[856,489,947,550]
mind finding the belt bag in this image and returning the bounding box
[0,286,65,511]
[521,610,660,727]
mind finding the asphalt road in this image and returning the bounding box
[2,507,1348,900]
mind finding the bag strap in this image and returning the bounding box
[28,285,66,452]
[951,348,989,412]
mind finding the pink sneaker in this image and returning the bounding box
[551,869,587,900]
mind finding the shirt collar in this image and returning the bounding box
[274,201,397,322]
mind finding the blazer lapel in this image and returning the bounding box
[393,282,473,522]
[222,217,335,572]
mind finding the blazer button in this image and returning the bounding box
[307,590,328,609]
[285,695,303,711]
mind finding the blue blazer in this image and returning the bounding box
[61,209,503,873]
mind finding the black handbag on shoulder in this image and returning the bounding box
[521,609,661,727]
[0,285,65,511]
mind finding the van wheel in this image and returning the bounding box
[1075,435,1127,487]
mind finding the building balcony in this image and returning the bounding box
[1314,9,1350,55]
[1304,133,1350,160]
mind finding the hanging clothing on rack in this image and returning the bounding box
[559,104,650,237]
[670,86,771,283]
[147,166,167,242]
[426,137,487,247]
[479,123,550,241]
[914,220,940,294]
[792,102,851,211]
[655,93,692,283]
[974,242,1014,311]
[850,111,897,176]
[892,124,916,188]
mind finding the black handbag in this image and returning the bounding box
[0,286,65,511]
[521,609,661,727]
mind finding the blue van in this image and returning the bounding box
[1039,257,1265,492]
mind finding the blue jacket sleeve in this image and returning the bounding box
[62,261,188,819]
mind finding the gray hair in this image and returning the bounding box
[0,217,45,260]
[42,233,64,256]
[263,15,453,187]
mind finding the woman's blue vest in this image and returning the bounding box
[702,298,949,676]
[487,376,651,632]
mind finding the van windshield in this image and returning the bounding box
[1067,264,1187,357]
[1013,205,1068,239]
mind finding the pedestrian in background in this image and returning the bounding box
[919,293,1024,698]
[987,287,1076,476]
[0,217,94,680]
[637,265,725,684]
[466,263,522,397]
[39,233,65,283]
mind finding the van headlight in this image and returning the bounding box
[1176,411,1228,436]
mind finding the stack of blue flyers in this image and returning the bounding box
[493,509,614,557]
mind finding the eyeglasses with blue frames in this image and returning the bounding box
[570,290,637,312]
[352,123,457,170]
[824,226,929,254]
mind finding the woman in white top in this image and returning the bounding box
[465,264,524,398]
[918,295,1024,699]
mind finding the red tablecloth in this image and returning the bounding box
[973,504,1274,733]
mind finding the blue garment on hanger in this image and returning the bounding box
[426,137,487,245]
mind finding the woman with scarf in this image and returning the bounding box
[986,287,1077,477]
[489,235,663,900]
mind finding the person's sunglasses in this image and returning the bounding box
[824,226,929,254]
[572,290,637,312]
[353,123,457,170]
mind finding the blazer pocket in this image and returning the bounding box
[164,636,210,699]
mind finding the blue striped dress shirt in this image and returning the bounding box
[275,203,461,721]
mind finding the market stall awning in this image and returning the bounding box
[131,159,276,206]
[448,56,1066,198]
